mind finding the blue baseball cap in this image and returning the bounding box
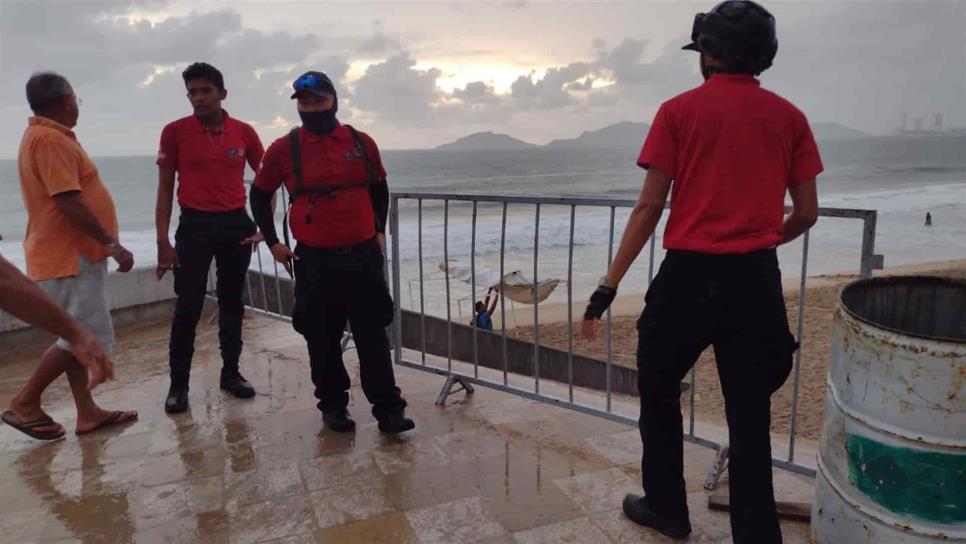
[290,71,336,99]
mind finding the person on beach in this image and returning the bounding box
[581,2,822,543]
[250,71,414,434]
[925,211,932,226]
[472,287,498,330]
[0,253,114,388]
[2,72,138,441]
[156,62,265,414]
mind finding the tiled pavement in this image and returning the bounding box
[0,312,815,543]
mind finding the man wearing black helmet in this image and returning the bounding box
[249,71,414,435]
[581,2,821,543]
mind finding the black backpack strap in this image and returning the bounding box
[288,128,303,202]
[346,125,379,185]
[346,124,387,232]
[282,128,301,255]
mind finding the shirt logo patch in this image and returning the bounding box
[228,148,245,159]
[344,148,362,161]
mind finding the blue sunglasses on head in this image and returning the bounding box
[294,74,321,91]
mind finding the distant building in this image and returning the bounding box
[897,112,956,135]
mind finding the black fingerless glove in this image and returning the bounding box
[584,285,617,320]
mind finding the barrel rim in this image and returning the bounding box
[840,275,966,344]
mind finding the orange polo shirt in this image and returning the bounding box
[18,116,119,281]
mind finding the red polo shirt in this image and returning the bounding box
[638,74,824,254]
[254,124,387,248]
[157,111,264,212]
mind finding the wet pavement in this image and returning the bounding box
[0,310,815,543]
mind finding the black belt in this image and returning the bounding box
[297,237,378,257]
[180,207,248,219]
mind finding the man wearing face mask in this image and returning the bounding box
[581,2,821,543]
[250,71,413,434]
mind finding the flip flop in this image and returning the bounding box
[1,409,66,441]
[75,410,138,436]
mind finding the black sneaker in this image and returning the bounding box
[377,413,415,435]
[322,411,356,433]
[220,372,255,399]
[164,386,189,414]
[622,494,692,539]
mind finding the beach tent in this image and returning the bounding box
[438,261,561,305]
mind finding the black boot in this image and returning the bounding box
[377,413,415,435]
[322,411,356,433]
[164,384,189,414]
[220,371,255,399]
[622,495,692,539]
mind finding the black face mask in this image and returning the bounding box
[299,109,338,135]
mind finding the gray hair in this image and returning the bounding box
[25,72,72,112]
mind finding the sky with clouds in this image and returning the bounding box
[1,0,964,158]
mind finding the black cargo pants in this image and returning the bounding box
[291,238,406,419]
[636,248,797,544]
[169,208,256,388]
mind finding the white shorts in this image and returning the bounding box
[38,256,115,353]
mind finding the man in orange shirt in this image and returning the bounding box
[1,72,137,441]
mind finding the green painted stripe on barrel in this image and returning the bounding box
[846,434,966,524]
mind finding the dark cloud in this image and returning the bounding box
[356,32,402,54]
[565,77,594,92]
[453,81,500,104]
[351,52,442,121]
[1,0,963,153]
[510,63,592,109]
[1,0,324,155]
[597,39,654,85]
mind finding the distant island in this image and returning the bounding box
[810,122,869,140]
[435,121,869,151]
[434,131,537,151]
[545,121,650,149]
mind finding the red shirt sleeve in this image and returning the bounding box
[244,124,265,174]
[253,138,286,192]
[156,123,178,169]
[637,103,677,177]
[789,114,824,186]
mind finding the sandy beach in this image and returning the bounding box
[505,259,966,441]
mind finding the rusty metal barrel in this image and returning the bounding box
[813,276,966,543]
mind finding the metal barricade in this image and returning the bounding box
[241,191,884,483]
[387,192,884,482]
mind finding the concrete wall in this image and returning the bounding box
[240,271,644,396]
[0,266,177,333]
[3,267,654,398]
[398,311,643,396]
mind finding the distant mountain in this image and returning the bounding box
[811,122,869,140]
[436,120,863,152]
[435,131,537,151]
[545,121,650,149]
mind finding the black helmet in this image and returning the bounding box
[683,1,778,75]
